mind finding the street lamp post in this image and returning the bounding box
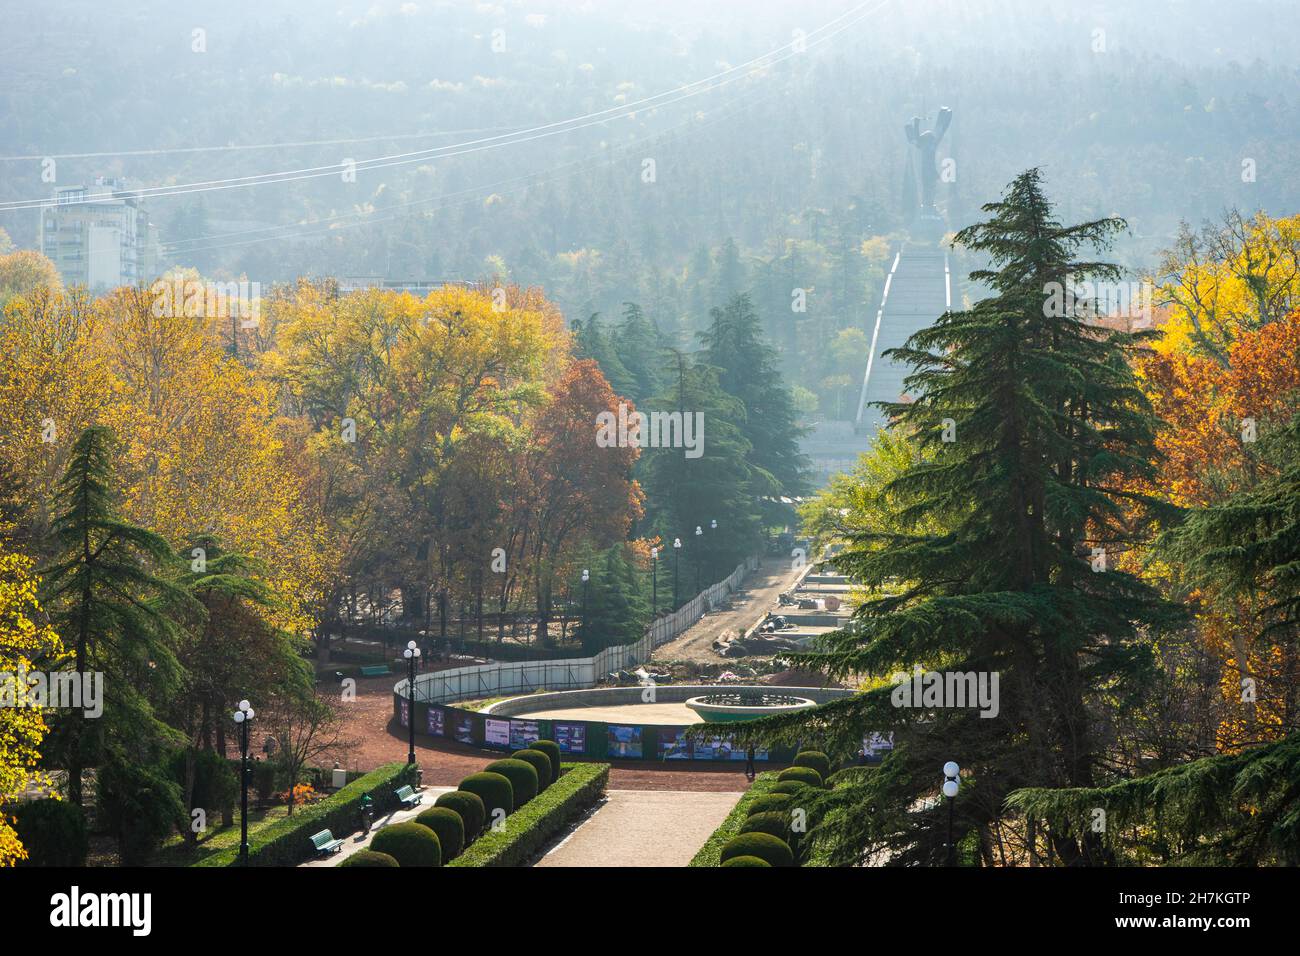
[694,525,703,593]
[403,640,421,766]
[943,761,961,866]
[650,547,658,615]
[232,699,255,866]
[672,538,682,609]
[581,568,591,637]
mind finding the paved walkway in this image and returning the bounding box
[301,786,454,867]
[532,789,742,867]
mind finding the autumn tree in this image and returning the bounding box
[0,542,63,866]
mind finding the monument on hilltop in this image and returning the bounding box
[904,106,952,241]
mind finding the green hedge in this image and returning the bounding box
[792,751,832,782]
[777,766,824,789]
[415,807,465,860]
[746,793,795,816]
[435,791,486,843]
[449,763,609,868]
[9,799,89,867]
[484,759,539,806]
[530,740,562,783]
[511,749,553,791]
[371,821,442,867]
[721,855,771,867]
[194,762,416,867]
[339,849,399,867]
[688,772,779,867]
[459,772,514,823]
[720,832,794,867]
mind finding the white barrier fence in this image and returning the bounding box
[403,557,761,705]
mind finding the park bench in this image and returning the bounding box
[310,829,344,856]
[359,664,390,677]
[394,785,423,809]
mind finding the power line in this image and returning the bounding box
[0,0,892,213]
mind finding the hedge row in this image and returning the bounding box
[687,771,780,867]
[194,762,416,867]
[448,762,609,868]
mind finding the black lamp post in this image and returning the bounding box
[943,761,960,866]
[672,537,681,608]
[694,525,703,593]
[581,568,591,637]
[233,699,255,866]
[403,640,421,765]
[650,547,658,615]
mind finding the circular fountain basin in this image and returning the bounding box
[684,692,818,723]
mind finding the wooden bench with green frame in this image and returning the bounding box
[310,829,344,856]
[394,785,423,809]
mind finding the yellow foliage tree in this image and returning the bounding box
[0,542,63,866]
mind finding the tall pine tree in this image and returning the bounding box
[718,170,1182,866]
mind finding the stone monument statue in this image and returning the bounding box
[904,107,952,238]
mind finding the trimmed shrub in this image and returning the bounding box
[511,749,553,791]
[459,771,515,821]
[370,821,441,867]
[688,771,780,868]
[721,855,772,867]
[793,751,832,782]
[338,849,399,867]
[530,740,562,783]
[415,807,465,860]
[739,810,791,842]
[777,766,824,789]
[484,759,538,806]
[450,763,609,868]
[10,799,89,867]
[166,748,238,819]
[720,832,794,868]
[746,793,794,817]
[435,790,486,843]
[770,780,810,797]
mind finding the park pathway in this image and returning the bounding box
[301,786,454,867]
[531,789,742,867]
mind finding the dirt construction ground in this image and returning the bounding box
[653,557,805,663]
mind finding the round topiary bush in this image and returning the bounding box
[720,832,794,868]
[370,821,442,867]
[11,799,89,867]
[435,790,486,843]
[530,740,562,783]
[793,750,832,782]
[777,766,824,789]
[721,855,772,867]
[511,749,553,791]
[338,849,399,867]
[746,793,794,817]
[459,771,515,821]
[770,780,810,797]
[415,806,465,860]
[483,759,538,806]
[739,810,791,842]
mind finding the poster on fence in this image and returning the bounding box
[692,736,732,760]
[485,718,511,748]
[426,706,445,736]
[510,719,540,750]
[454,714,474,744]
[554,722,586,754]
[607,724,643,758]
[658,727,691,760]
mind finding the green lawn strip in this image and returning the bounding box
[193,762,416,867]
[687,771,779,867]
[448,762,610,867]
[155,805,290,866]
